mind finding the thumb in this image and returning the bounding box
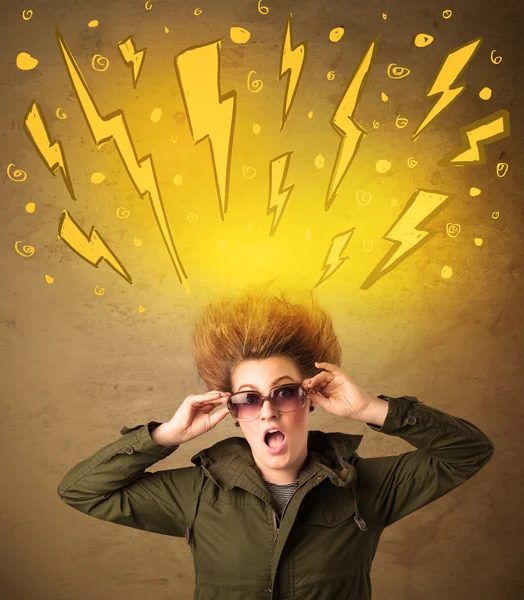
[210,406,230,429]
[309,389,328,407]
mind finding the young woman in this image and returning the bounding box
[58,289,495,600]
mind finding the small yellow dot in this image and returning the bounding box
[479,87,492,100]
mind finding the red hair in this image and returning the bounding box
[192,286,342,392]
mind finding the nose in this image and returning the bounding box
[259,396,279,419]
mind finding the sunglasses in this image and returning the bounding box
[227,383,309,421]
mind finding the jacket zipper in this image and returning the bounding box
[272,509,279,542]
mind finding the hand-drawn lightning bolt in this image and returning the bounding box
[279,13,306,131]
[412,38,482,141]
[360,189,451,290]
[23,101,75,200]
[326,37,379,212]
[58,210,132,283]
[175,41,236,222]
[268,152,294,236]
[315,229,355,288]
[118,36,146,88]
[55,27,188,291]
[437,109,510,166]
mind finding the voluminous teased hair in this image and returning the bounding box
[192,287,342,392]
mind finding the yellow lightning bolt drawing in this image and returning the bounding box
[315,229,355,288]
[268,152,294,236]
[279,13,306,131]
[438,109,510,166]
[175,40,236,222]
[326,37,379,211]
[360,190,451,290]
[58,210,132,283]
[412,38,482,141]
[55,27,188,292]
[23,101,75,200]
[118,36,146,88]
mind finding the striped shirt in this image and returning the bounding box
[262,477,299,520]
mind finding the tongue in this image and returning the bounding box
[267,431,285,448]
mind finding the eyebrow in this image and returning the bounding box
[237,375,296,392]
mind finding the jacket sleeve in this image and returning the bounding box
[57,421,202,537]
[355,395,495,529]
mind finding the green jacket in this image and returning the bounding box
[58,395,495,600]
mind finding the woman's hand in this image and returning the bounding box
[166,390,231,445]
[303,361,374,421]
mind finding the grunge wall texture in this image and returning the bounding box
[1,0,522,598]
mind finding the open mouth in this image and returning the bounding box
[264,430,286,454]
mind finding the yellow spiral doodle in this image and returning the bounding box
[22,9,33,20]
[407,157,418,168]
[94,286,105,296]
[356,190,372,206]
[327,71,335,80]
[391,198,398,207]
[45,274,54,284]
[387,64,411,79]
[382,13,387,20]
[491,211,500,219]
[92,54,109,71]
[56,108,67,119]
[372,120,379,129]
[362,239,374,253]
[445,223,461,238]
[396,115,409,128]
[7,163,28,182]
[496,162,508,177]
[257,0,269,14]
[442,9,453,19]
[171,135,178,143]
[145,0,153,10]
[194,8,202,16]
[15,241,35,257]
[247,71,263,92]
[490,50,502,64]
[187,212,199,223]
[243,165,257,178]
[116,207,130,219]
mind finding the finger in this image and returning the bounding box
[196,391,230,400]
[308,388,328,403]
[209,406,230,428]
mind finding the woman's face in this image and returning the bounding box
[230,356,312,485]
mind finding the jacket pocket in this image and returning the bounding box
[301,485,356,527]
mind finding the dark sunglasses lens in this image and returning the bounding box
[229,384,304,420]
[272,384,304,411]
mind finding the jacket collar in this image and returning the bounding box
[190,429,364,493]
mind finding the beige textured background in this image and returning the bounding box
[2,0,523,599]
